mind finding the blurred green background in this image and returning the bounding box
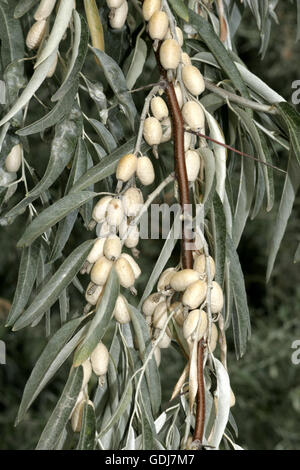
[0,3,300,450]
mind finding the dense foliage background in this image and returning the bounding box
[0,1,299,450]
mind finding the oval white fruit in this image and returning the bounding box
[181,52,191,66]
[148,11,169,40]
[5,144,22,173]
[143,116,162,146]
[109,1,128,29]
[122,187,143,217]
[116,153,137,182]
[153,301,168,329]
[210,281,224,313]
[114,257,135,288]
[136,156,155,186]
[26,20,47,50]
[106,198,124,227]
[182,65,205,96]
[120,253,141,279]
[185,149,201,182]
[150,96,169,121]
[85,282,103,305]
[92,196,112,223]
[113,294,131,323]
[170,269,200,292]
[182,101,205,130]
[182,280,207,310]
[209,323,218,352]
[183,309,207,340]
[157,268,176,292]
[103,235,122,261]
[142,292,164,316]
[159,39,181,70]
[106,0,125,8]
[90,256,113,285]
[142,0,161,21]
[34,0,57,20]
[124,224,140,249]
[86,238,106,264]
[193,254,216,279]
[157,332,171,348]
[90,342,109,376]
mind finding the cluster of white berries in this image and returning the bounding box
[141,0,206,184]
[107,0,128,29]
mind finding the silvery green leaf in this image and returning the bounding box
[251,164,265,220]
[294,242,300,264]
[52,11,88,102]
[17,191,97,248]
[12,239,94,330]
[211,193,226,286]
[35,0,74,67]
[267,153,300,281]
[98,380,133,438]
[77,402,96,450]
[14,0,39,18]
[16,316,87,424]
[208,359,230,450]
[126,36,147,90]
[6,238,40,326]
[169,0,189,21]
[36,366,84,450]
[73,268,119,366]
[0,1,24,68]
[276,102,300,166]
[88,118,117,154]
[91,48,137,131]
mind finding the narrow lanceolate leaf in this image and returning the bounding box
[98,380,133,438]
[211,194,226,286]
[14,0,39,18]
[198,148,215,204]
[0,1,24,68]
[294,243,300,264]
[226,236,251,358]
[16,316,86,424]
[169,0,189,22]
[0,51,57,127]
[77,402,96,450]
[138,209,182,307]
[188,9,249,97]
[3,108,81,222]
[71,138,149,193]
[267,153,300,281]
[36,366,84,450]
[52,11,88,102]
[276,102,300,166]
[73,269,119,366]
[17,79,79,136]
[126,36,147,90]
[208,359,231,450]
[6,238,40,327]
[88,118,117,154]
[17,191,97,248]
[91,48,137,131]
[35,0,75,67]
[12,239,94,330]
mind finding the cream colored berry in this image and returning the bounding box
[26,20,47,50]
[106,0,125,8]
[210,281,224,313]
[90,342,109,376]
[182,65,205,96]
[193,254,216,279]
[136,156,155,186]
[143,116,162,146]
[182,280,208,310]
[185,149,201,182]
[90,256,113,285]
[182,101,205,130]
[181,52,191,66]
[157,332,171,348]
[170,269,200,292]
[85,282,104,305]
[148,11,169,40]
[109,1,128,29]
[124,224,140,249]
[142,0,161,21]
[159,39,181,70]
[120,253,141,279]
[113,294,131,323]
[183,309,207,341]
[114,257,135,288]
[34,0,57,20]
[164,26,183,46]
[106,198,124,227]
[5,144,22,173]
[122,187,143,217]
[116,153,137,183]
[92,196,113,223]
[142,292,164,316]
[103,235,122,261]
[209,323,218,352]
[157,268,176,292]
[153,301,168,329]
[150,96,169,121]
[86,238,106,264]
